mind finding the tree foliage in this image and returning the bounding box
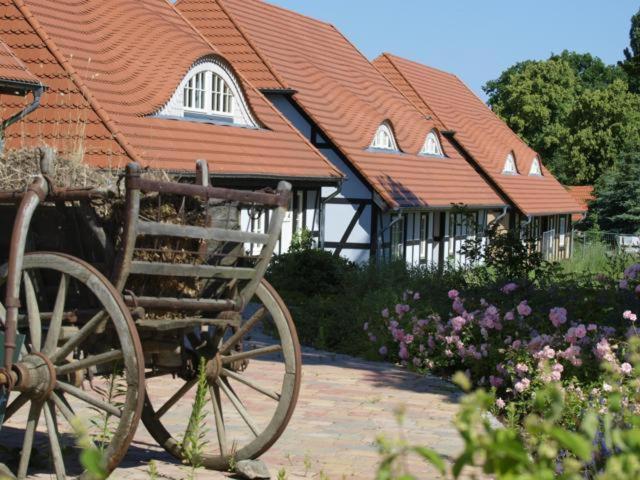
[484,51,640,185]
[589,152,640,234]
[620,7,640,93]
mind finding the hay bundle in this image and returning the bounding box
[0,148,118,192]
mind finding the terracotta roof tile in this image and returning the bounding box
[374,53,583,215]
[179,0,504,209]
[0,0,341,181]
[0,36,40,86]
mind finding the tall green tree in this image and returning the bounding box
[484,51,640,185]
[620,7,640,93]
[589,151,640,234]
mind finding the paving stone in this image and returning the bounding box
[2,342,488,479]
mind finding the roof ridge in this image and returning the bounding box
[376,53,448,131]
[11,0,143,164]
[215,0,289,90]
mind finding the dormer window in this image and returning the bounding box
[158,57,257,128]
[183,72,234,116]
[370,123,398,151]
[502,152,518,175]
[529,156,542,176]
[420,131,443,156]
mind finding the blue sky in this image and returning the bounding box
[266,0,638,100]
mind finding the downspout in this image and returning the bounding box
[319,183,342,250]
[520,215,533,238]
[1,85,44,152]
[377,210,402,263]
[487,205,509,229]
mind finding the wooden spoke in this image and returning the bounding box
[49,310,107,364]
[23,272,41,352]
[154,379,197,420]
[17,401,42,479]
[221,345,282,365]
[43,274,69,355]
[219,307,266,355]
[50,391,102,453]
[222,368,280,401]
[4,393,29,422]
[55,381,122,418]
[216,378,259,437]
[55,349,123,376]
[43,401,66,480]
[210,385,227,455]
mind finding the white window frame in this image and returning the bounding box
[390,217,404,260]
[294,190,304,233]
[420,131,444,156]
[158,57,257,128]
[529,156,542,176]
[502,152,519,175]
[370,123,399,151]
[419,213,428,260]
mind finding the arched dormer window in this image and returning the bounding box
[370,122,398,151]
[502,152,518,175]
[529,156,542,176]
[420,130,443,156]
[157,57,257,128]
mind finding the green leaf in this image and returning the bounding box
[411,446,446,474]
[80,449,108,480]
[549,427,592,461]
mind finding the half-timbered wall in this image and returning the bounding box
[240,187,320,255]
[266,93,375,263]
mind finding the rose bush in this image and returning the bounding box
[367,263,640,425]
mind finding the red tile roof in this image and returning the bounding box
[179,0,506,210]
[0,0,341,181]
[566,185,593,222]
[373,53,584,216]
[0,37,40,87]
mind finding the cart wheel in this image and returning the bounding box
[142,279,301,470]
[0,252,145,479]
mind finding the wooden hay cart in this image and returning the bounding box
[0,148,301,478]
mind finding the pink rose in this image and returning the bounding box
[451,316,466,332]
[514,378,530,393]
[501,282,518,294]
[504,311,515,321]
[623,310,637,322]
[495,398,506,409]
[413,292,421,301]
[517,301,532,317]
[621,362,632,374]
[448,289,459,299]
[549,307,567,328]
[399,344,409,360]
[404,334,414,345]
[515,363,529,375]
[381,308,389,318]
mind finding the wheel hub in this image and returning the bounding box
[205,354,222,385]
[14,353,56,400]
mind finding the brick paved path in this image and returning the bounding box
[113,346,465,479]
[2,345,468,479]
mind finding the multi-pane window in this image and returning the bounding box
[183,71,234,116]
[529,156,542,176]
[503,152,518,174]
[390,217,404,260]
[421,131,443,156]
[419,213,428,260]
[371,124,398,150]
[212,73,233,114]
[183,77,194,109]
